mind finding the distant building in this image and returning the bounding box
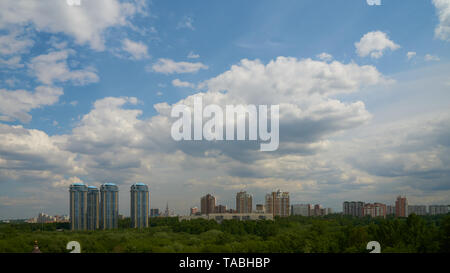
[37,213,56,223]
[201,194,216,215]
[87,186,99,230]
[236,191,252,213]
[130,183,149,228]
[150,208,160,217]
[395,196,408,218]
[190,207,198,215]
[363,203,387,218]
[265,190,290,217]
[291,204,311,216]
[386,205,396,215]
[408,205,427,216]
[69,183,88,230]
[100,183,119,229]
[343,201,364,217]
[429,205,449,215]
[214,204,227,213]
[255,204,265,213]
[313,204,322,216]
[179,213,273,223]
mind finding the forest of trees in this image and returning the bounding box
[0,213,449,253]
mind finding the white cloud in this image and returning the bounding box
[187,51,200,59]
[0,30,34,55]
[424,54,440,61]
[156,91,163,96]
[177,16,195,30]
[407,51,416,60]
[355,31,400,58]
[28,49,99,85]
[149,58,208,74]
[366,0,381,5]
[0,56,24,69]
[122,38,149,60]
[0,0,142,51]
[172,78,195,88]
[316,52,333,62]
[0,86,63,123]
[433,0,450,42]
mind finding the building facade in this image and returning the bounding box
[130,183,149,228]
[395,196,408,218]
[100,183,119,229]
[150,208,160,217]
[255,204,265,213]
[343,201,365,217]
[201,194,216,215]
[363,203,387,218]
[265,190,290,217]
[408,205,427,216]
[429,205,449,215]
[87,186,99,230]
[236,191,253,213]
[214,204,227,213]
[291,204,311,216]
[69,183,87,230]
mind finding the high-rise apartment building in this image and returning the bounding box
[255,204,265,213]
[343,201,365,217]
[395,196,408,218]
[429,205,449,215]
[190,207,199,215]
[100,183,119,229]
[201,194,216,215]
[215,204,227,213]
[386,205,396,215]
[291,204,311,216]
[69,183,87,230]
[408,205,427,216]
[236,191,253,213]
[87,186,99,230]
[265,190,290,217]
[363,203,387,218]
[150,208,160,217]
[130,183,149,228]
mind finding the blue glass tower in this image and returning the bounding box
[130,183,149,228]
[87,186,99,230]
[100,183,119,229]
[69,183,87,230]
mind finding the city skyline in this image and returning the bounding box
[1,1,450,220]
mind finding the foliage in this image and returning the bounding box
[0,214,449,253]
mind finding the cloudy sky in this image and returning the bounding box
[0,0,449,219]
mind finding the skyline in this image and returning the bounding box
[1,0,450,219]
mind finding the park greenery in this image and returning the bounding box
[0,213,449,253]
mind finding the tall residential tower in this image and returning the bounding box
[130,183,149,228]
[69,183,87,230]
[100,183,119,229]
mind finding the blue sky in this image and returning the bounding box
[0,0,449,219]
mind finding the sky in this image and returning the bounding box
[0,0,449,219]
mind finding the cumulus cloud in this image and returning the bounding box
[0,56,24,69]
[28,49,99,85]
[0,30,34,55]
[172,78,195,88]
[187,51,200,59]
[407,51,416,60]
[355,31,400,58]
[433,0,450,41]
[149,58,208,74]
[424,54,440,61]
[0,86,63,123]
[122,38,149,60]
[316,52,333,62]
[177,16,195,30]
[0,0,142,51]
